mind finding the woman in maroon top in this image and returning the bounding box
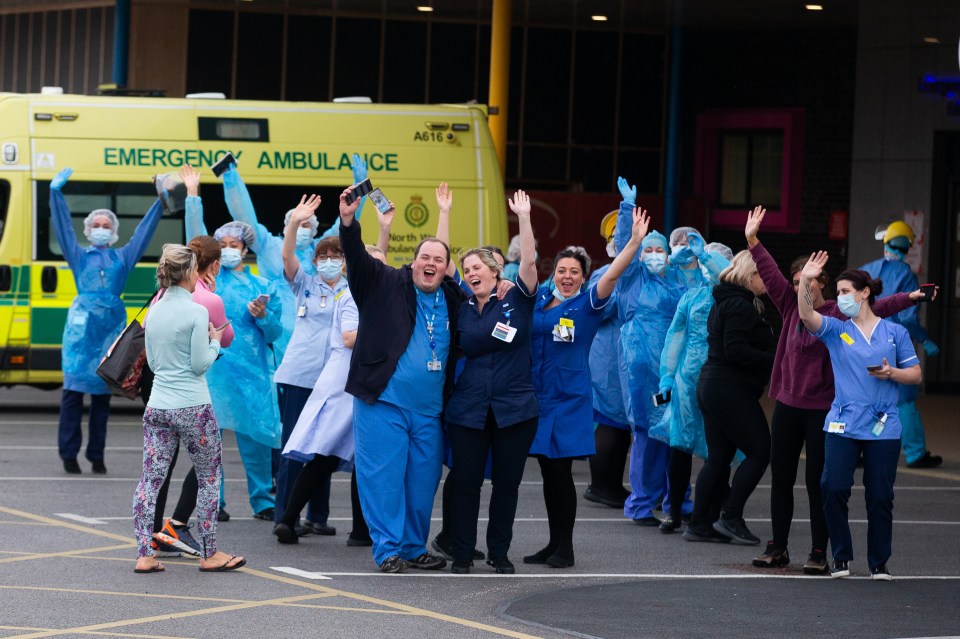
[745,207,926,573]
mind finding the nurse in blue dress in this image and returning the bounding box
[523,205,651,569]
[798,252,921,581]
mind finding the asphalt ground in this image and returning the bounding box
[0,387,958,639]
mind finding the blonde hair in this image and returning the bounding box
[156,244,197,289]
[459,248,503,278]
[719,250,758,289]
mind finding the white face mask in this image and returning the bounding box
[220,247,242,269]
[89,228,113,247]
[296,227,313,248]
[642,252,667,274]
[605,239,617,258]
[316,259,343,280]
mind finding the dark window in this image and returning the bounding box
[717,130,783,208]
[333,18,381,100]
[236,12,283,100]
[186,10,235,96]
[571,30,617,146]
[382,20,427,104]
[476,24,491,104]
[0,179,9,243]
[429,23,477,103]
[522,28,571,144]
[285,15,333,102]
[569,148,614,193]
[1,15,16,92]
[506,26,524,141]
[522,146,567,185]
[617,150,661,193]
[198,117,269,142]
[619,33,665,148]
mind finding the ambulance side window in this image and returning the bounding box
[0,180,8,243]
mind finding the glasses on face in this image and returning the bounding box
[315,254,343,262]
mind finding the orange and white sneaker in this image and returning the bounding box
[153,519,202,558]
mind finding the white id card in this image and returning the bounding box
[426,359,442,372]
[492,322,517,343]
[827,421,846,434]
[552,324,575,342]
[297,305,307,317]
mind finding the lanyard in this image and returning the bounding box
[416,288,442,361]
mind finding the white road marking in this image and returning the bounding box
[277,571,960,580]
[54,513,107,525]
[271,566,332,580]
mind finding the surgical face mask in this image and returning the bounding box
[837,293,862,318]
[552,286,571,304]
[296,227,313,248]
[89,228,112,247]
[316,258,343,281]
[670,243,685,255]
[642,252,667,274]
[220,247,242,269]
[605,239,617,258]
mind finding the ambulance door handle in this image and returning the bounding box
[41,266,57,293]
[0,265,10,291]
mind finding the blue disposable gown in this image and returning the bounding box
[587,265,629,427]
[186,197,284,448]
[861,257,927,403]
[648,286,712,458]
[50,189,164,394]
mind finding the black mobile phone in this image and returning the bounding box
[652,390,672,407]
[866,365,883,372]
[368,188,392,213]
[345,178,373,204]
[918,283,936,302]
[211,152,237,177]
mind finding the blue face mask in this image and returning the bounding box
[89,228,112,247]
[296,227,313,248]
[552,286,571,303]
[316,259,343,281]
[837,293,861,318]
[642,252,667,274]
[220,247,242,269]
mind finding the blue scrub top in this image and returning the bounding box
[529,285,608,458]
[813,315,918,440]
[445,278,538,429]
[380,287,450,417]
[273,265,348,388]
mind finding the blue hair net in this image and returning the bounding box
[283,208,319,236]
[642,230,668,251]
[214,221,256,247]
[83,209,119,246]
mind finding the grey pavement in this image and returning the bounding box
[0,387,957,639]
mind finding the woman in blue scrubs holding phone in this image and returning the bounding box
[797,252,921,581]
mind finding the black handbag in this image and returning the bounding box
[96,292,159,400]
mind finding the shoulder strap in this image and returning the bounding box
[132,289,162,320]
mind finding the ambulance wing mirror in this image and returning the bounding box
[0,265,10,291]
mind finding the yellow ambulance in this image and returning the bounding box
[0,91,507,387]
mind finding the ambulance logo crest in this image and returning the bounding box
[405,195,429,228]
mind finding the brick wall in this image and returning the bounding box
[680,26,859,283]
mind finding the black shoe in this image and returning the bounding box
[408,552,447,570]
[713,516,760,545]
[253,508,275,521]
[304,520,337,536]
[347,534,373,547]
[451,559,472,574]
[91,460,107,474]
[379,555,409,573]
[545,552,575,569]
[523,545,557,565]
[211,152,237,177]
[831,559,850,578]
[583,486,627,508]
[486,556,515,574]
[633,516,661,527]
[217,508,231,522]
[871,563,892,581]
[658,516,682,534]
[752,541,790,567]
[682,525,731,543]
[431,534,484,561]
[63,459,81,474]
[907,451,943,469]
[273,523,298,544]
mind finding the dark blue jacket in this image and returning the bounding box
[340,220,465,405]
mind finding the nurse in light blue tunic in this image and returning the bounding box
[798,253,921,580]
[523,206,650,569]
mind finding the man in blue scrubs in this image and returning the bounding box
[338,185,464,573]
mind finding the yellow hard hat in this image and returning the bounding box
[600,210,617,240]
[881,220,915,245]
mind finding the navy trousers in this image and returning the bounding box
[58,389,110,462]
[274,383,330,525]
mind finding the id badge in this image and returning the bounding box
[492,322,517,343]
[71,312,88,327]
[827,420,846,434]
[426,359,442,372]
[297,305,307,318]
[552,324,575,342]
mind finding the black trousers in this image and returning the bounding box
[692,377,770,526]
[280,457,370,541]
[448,410,538,561]
[770,401,829,551]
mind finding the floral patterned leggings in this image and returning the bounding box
[134,404,222,558]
